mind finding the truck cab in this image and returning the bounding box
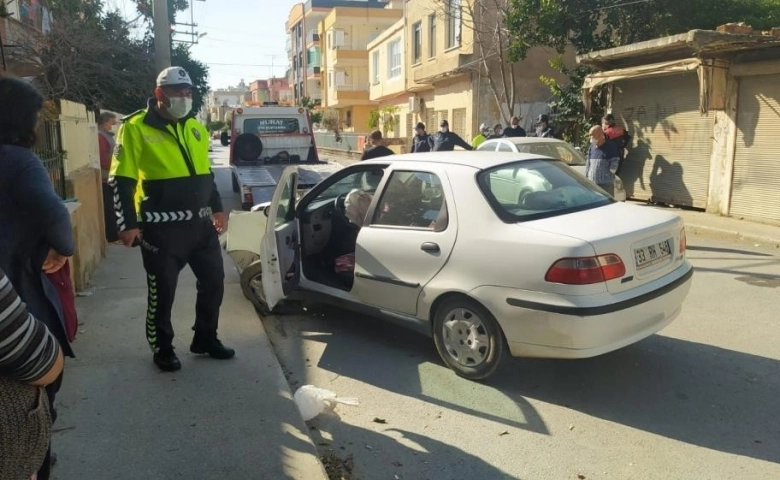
[226,104,341,210]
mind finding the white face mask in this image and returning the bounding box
[440,127,448,133]
[166,96,193,119]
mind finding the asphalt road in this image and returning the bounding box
[213,144,780,480]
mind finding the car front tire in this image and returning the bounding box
[239,260,272,316]
[433,297,507,380]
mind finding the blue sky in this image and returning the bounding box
[107,0,296,90]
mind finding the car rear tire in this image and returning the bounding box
[240,260,272,316]
[232,172,240,193]
[432,297,507,380]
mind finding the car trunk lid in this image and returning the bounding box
[524,203,685,293]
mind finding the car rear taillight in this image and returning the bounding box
[679,227,687,254]
[545,254,626,285]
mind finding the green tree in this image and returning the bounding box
[298,96,322,124]
[20,0,210,114]
[505,0,780,143]
[207,120,225,132]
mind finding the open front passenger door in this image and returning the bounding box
[260,167,300,311]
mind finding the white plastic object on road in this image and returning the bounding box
[293,385,359,421]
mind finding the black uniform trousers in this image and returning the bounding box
[140,218,224,352]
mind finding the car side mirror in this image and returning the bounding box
[263,205,271,217]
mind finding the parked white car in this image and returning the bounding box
[245,152,692,380]
[476,137,627,202]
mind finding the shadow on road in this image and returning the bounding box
[289,303,779,466]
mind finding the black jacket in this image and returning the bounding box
[361,145,394,161]
[503,125,527,138]
[431,131,472,151]
[410,134,433,153]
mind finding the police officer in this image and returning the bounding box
[431,120,472,151]
[410,122,433,153]
[110,67,234,372]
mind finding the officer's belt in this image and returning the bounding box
[142,207,212,223]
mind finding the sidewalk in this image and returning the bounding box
[51,244,328,480]
[644,204,780,249]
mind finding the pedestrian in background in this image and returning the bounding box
[488,123,503,139]
[97,112,119,243]
[502,116,526,137]
[110,67,234,372]
[0,267,64,480]
[431,120,472,151]
[0,76,75,480]
[585,125,621,197]
[471,123,490,149]
[534,114,555,138]
[360,130,394,160]
[602,113,631,174]
[409,122,433,153]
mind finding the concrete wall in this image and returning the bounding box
[66,168,106,290]
[59,100,104,290]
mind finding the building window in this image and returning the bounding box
[387,39,402,79]
[372,51,380,84]
[412,22,422,64]
[429,14,436,58]
[445,0,461,50]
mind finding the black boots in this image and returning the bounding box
[190,334,236,360]
[153,335,235,371]
[154,347,182,372]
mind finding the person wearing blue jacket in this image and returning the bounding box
[0,76,75,480]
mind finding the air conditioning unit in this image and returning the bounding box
[409,96,420,113]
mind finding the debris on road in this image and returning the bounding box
[499,430,510,436]
[372,417,387,424]
[321,452,354,480]
[294,385,359,421]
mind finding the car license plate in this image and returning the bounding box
[634,239,672,270]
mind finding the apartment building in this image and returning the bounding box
[367,18,407,137]
[286,0,389,106]
[399,0,572,142]
[0,0,52,76]
[319,3,403,131]
[248,78,294,105]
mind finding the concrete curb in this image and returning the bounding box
[683,222,780,248]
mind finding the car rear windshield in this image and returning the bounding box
[477,159,613,223]
[243,118,300,135]
[513,142,586,166]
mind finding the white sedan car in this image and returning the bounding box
[251,152,692,380]
[476,137,627,202]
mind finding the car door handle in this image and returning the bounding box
[421,242,440,253]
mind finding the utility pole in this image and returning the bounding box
[153,0,171,72]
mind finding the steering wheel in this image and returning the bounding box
[333,192,350,223]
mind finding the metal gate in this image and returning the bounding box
[730,75,780,223]
[613,74,713,208]
[33,120,67,199]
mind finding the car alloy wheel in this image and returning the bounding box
[433,297,506,380]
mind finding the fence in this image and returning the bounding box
[314,131,365,152]
[33,120,67,199]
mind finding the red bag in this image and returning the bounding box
[46,260,79,342]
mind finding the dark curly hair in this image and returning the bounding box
[0,77,45,148]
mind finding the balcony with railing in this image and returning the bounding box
[307,65,321,77]
[306,29,320,46]
[330,43,369,67]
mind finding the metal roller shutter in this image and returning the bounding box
[730,75,780,223]
[613,74,713,208]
